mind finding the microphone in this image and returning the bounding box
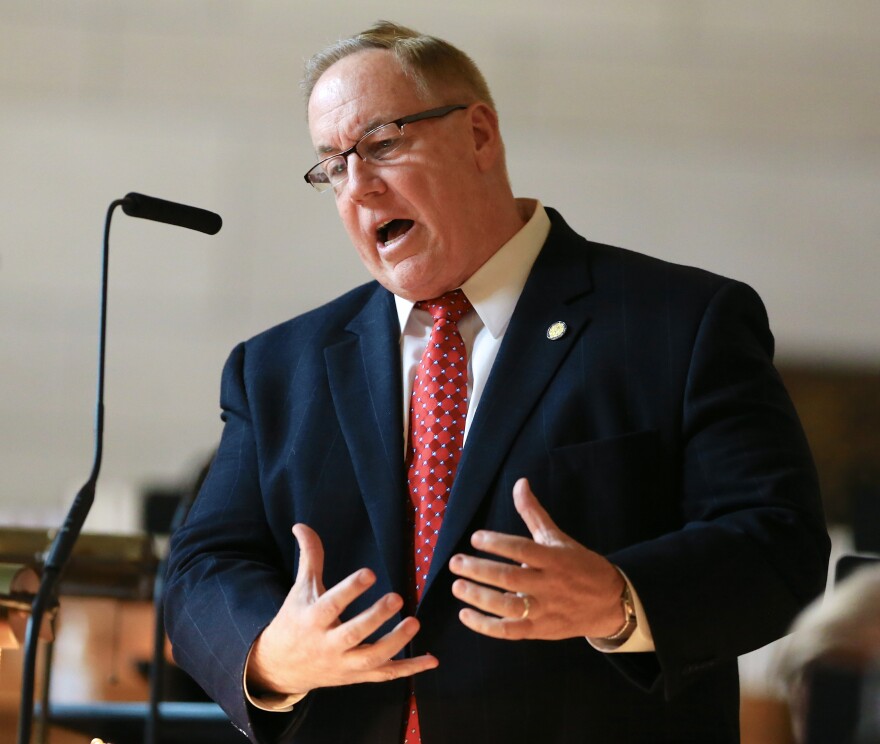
[16,194,222,744]
[122,192,222,235]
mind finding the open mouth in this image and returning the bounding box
[377,219,414,246]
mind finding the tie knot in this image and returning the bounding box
[416,289,472,323]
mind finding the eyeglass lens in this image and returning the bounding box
[309,123,406,191]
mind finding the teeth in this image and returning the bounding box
[377,219,395,245]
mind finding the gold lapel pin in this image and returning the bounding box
[546,321,567,340]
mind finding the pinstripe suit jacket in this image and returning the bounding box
[164,209,829,743]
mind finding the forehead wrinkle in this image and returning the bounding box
[314,114,395,157]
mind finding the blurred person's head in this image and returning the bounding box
[776,565,880,743]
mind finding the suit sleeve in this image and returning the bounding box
[607,280,830,698]
[164,342,305,743]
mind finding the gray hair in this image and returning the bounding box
[302,20,495,110]
[776,565,880,694]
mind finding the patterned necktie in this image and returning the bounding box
[403,289,472,744]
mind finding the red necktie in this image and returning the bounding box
[403,289,472,744]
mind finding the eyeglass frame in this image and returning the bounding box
[303,104,468,192]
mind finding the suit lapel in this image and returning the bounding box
[424,211,596,597]
[324,287,407,592]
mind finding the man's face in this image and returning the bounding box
[307,50,496,301]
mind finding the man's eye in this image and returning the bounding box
[364,135,403,160]
[324,158,347,178]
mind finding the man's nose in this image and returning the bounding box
[345,154,385,202]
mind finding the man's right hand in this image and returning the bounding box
[245,523,438,698]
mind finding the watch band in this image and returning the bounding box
[600,583,637,643]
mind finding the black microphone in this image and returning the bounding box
[16,194,222,744]
[122,192,222,235]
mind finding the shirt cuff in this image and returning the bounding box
[243,643,308,712]
[587,570,655,653]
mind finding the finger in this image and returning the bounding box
[458,607,530,641]
[449,552,537,592]
[512,478,564,545]
[451,579,531,619]
[309,567,377,628]
[292,523,325,591]
[468,530,552,568]
[357,652,440,684]
[329,592,404,651]
[346,616,427,670]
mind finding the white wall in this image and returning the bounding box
[1,1,878,529]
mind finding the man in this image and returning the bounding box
[164,21,830,744]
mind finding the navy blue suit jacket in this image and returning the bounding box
[165,209,829,743]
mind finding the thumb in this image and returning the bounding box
[292,523,326,595]
[512,478,563,546]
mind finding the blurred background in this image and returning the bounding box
[0,2,877,742]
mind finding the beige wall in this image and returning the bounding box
[1,1,878,527]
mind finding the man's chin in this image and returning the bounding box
[380,278,450,302]
[373,258,445,302]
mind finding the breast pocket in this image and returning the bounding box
[546,429,677,553]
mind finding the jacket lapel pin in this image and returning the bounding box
[546,321,567,340]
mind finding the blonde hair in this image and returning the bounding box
[302,21,495,110]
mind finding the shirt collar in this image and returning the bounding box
[394,198,550,337]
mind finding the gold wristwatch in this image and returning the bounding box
[601,583,637,643]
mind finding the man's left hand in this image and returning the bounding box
[449,477,626,641]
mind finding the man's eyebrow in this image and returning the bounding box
[314,117,390,157]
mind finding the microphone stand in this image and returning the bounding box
[17,199,124,744]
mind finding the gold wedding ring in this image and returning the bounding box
[517,592,531,620]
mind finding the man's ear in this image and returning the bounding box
[468,103,503,172]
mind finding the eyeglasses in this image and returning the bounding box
[303,104,467,193]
